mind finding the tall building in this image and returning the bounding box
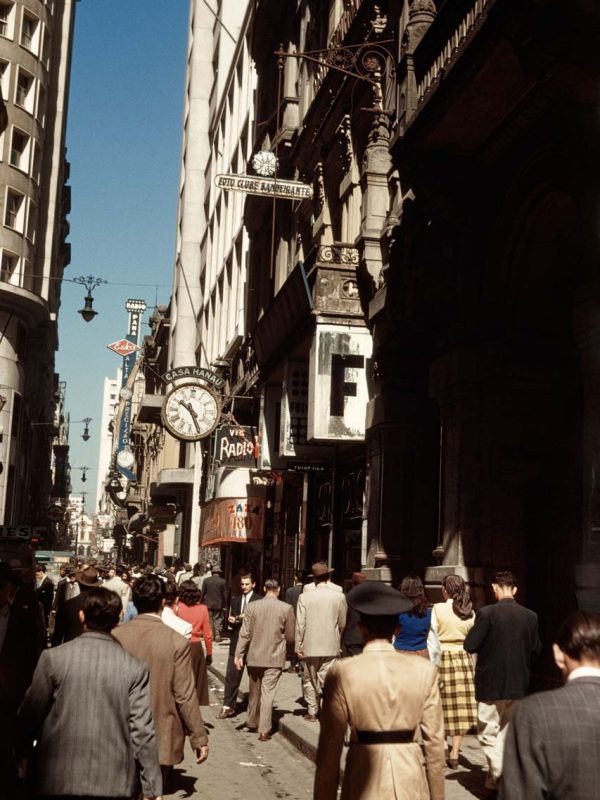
[94,371,121,513]
[0,0,76,525]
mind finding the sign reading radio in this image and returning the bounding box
[215,173,313,201]
[214,424,259,467]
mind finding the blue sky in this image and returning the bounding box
[55,0,189,506]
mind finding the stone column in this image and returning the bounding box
[574,290,600,610]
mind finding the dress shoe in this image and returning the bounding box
[258,732,271,741]
[216,707,236,719]
[304,714,318,722]
[446,756,459,770]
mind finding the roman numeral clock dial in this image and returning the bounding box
[161,382,222,441]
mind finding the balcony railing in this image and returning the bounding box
[414,0,493,107]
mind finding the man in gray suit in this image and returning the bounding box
[17,587,162,800]
[500,610,600,800]
[296,562,347,721]
[235,577,295,740]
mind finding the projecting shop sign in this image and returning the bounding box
[308,325,372,441]
[214,425,259,467]
[215,173,313,201]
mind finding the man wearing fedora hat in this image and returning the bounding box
[51,566,103,646]
[295,562,347,721]
[314,581,445,800]
[303,560,342,594]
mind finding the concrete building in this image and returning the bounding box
[0,0,75,525]
[155,0,255,564]
[94,371,121,513]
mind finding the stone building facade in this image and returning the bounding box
[0,0,75,528]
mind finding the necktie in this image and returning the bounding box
[241,594,247,613]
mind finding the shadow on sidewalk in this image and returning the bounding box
[167,767,197,798]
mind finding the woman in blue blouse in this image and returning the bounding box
[394,575,440,664]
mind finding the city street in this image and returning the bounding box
[164,662,488,800]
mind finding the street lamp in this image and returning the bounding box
[75,466,89,483]
[73,275,108,322]
[81,417,92,442]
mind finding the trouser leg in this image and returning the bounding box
[258,667,282,734]
[316,656,338,696]
[303,657,321,716]
[223,654,243,708]
[246,666,262,729]
[477,699,516,784]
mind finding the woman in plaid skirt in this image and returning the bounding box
[431,574,477,769]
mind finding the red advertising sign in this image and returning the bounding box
[106,339,141,357]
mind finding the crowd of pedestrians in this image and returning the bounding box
[1,553,599,799]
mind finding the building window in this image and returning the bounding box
[0,2,14,39]
[0,59,9,102]
[37,85,46,125]
[10,128,30,171]
[4,188,25,232]
[32,141,41,183]
[20,11,39,54]
[0,249,18,282]
[15,68,34,113]
[26,201,35,241]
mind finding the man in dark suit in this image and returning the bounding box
[0,562,41,797]
[217,572,261,718]
[51,566,102,646]
[201,563,227,642]
[464,570,541,793]
[500,610,600,800]
[17,587,162,800]
[35,563,54,630]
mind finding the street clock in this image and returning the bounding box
[116,448,135,470]
[162,382,221,441]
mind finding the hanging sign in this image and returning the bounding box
[200,497,265,546]
[162,366,225,390]
[215,173,313,201]
[214,424,259,467]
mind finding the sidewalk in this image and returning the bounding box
[208,639,489,799]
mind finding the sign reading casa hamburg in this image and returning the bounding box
[160,366,225,442]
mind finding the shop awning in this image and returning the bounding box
[200,497,265,547]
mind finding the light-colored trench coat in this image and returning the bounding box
[314,641,445,800]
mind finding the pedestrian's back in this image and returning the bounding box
[297,584,347,657]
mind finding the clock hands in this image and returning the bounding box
[178,399,202,434]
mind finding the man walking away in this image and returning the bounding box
[303,561,342,593]
[51,566,102,646]
[296,562,347,721]
[234,578,295,739]
[201,564,227,642]
[113,574,208,788]
[162,582,192,639]
[314,581,445,800]
[102,564,132,612]
[217,573,261,718]
[464,570,541,793]
[501,610,600,800]
[17,588,162,800]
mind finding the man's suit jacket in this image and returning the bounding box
[285,584,303,613]
[52,577,68,611]
[36,576,54,622]
[464,598,541,700]
[227,590,262,655]
[113,613,208,765]
[314,642,445,800]
[51,590,89,646]
[201,574,227,610]
[235,595,295,668]
[16,631,162,799]
[0,603,40,716]
[500,676,600,800]
[303,580,343,593]
[296,584,347,658]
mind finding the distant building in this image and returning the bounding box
[94,371,121,514]
[0,0,76,526]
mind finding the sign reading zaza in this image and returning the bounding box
[308,325,372,441]
[200,497,265,546]
[215,173,313,201]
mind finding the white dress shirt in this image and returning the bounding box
[161,605,192,639]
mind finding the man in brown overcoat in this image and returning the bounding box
[113,574,209,786]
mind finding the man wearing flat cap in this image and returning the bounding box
[314,582,445,800]
[295,562,347,721]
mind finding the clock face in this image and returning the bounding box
[162,382,221,441]
[116,448,135,469]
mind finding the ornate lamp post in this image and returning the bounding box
[72,275,107,322]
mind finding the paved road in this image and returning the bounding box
[164,676,313,800]
[165,672,489,799]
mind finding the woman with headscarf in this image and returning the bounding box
[431,574,477,769]
[175,579,212,705]
[393,575,441,664]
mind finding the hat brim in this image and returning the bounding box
[347,582,413,616]
[76,573,102,588]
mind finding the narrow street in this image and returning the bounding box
[165,676,313,800]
